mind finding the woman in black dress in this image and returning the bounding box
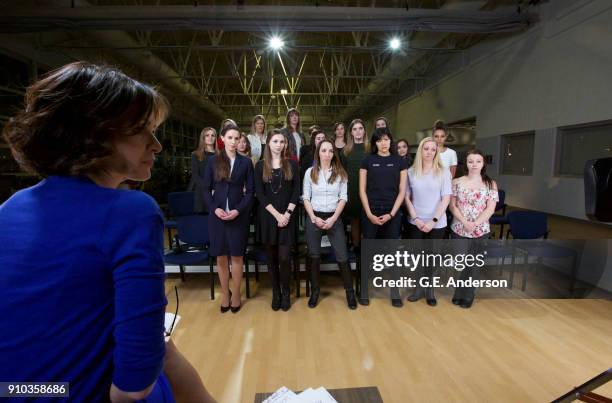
[188,127,216,213]
[254,129,300,311]
[203,124,254,313]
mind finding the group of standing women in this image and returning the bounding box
[191,110,499,314]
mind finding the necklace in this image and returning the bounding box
[270,168,283,194]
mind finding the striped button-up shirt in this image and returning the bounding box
[302,167,348,213]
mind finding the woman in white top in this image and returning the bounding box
[404,136,452,306]
[432,119,458,178]
[303,139,356,309]
[247,114,266,164]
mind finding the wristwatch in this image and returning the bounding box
[286,208,294,215]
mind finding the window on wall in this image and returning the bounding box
[500,132,535,175]
[556,121,612,177]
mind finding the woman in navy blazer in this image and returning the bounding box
[203,123,254,313]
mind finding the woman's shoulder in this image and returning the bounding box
[113,190,162,219]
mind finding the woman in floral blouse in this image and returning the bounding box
[449,149,498,308]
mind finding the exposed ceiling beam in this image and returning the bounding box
[0,5,533,34]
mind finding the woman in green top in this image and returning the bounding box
[343,118,370,249]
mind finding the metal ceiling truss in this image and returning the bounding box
[0,1,537,127]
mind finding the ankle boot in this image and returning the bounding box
[346,288,357,310]
[308,287,320,308]
[271,287,281,311]
[281,287,291,311]
[426,287,437,306]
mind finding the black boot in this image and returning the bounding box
[346,288,357,309]
[281,287,291,311]
[271,287,281,311]
[308,257,321,308]
[407,288,422,302]
[308,287,320,308]
[426,287,437,307]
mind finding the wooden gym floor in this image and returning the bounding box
[165,276,612,403]
[164,211,612,402]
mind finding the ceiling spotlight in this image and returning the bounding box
[389,38,401,50]
[269,36,284,50]
[280,89,288,95]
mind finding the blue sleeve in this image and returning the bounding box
[100,192,167,392]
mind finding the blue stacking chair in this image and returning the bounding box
[489,189,508,239]
[165,192,196,250]
[507,211,579,292]
[164,215,215,299]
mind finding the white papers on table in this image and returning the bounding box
[262,386,297,403]
[263,386,337,403]
[164,312,181,342]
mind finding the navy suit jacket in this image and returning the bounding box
[202,154,254,215]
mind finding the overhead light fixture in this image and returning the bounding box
[269,36,284,50]
[389,37,401,50]
[280,89,288,95]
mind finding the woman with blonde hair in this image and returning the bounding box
[404,136,452,307]
[189,127,217,213]
[247,114,266,163]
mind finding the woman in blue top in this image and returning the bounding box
[203,123,254,313]
[0,62,214,402]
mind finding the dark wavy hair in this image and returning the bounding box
[370,127,395,155]
[2,61,169,177]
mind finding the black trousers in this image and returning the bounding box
[265,245,292,290]
[450,232,490,301]
[361,205,402,240]
[362,205,402,299]
[407,224,446,295]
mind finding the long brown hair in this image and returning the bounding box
[262,129,293,182]
[193,127,216,161]
[463,149,494,189]
[214,123,240,181]
[310,139,347,185]
[343,118,370,156]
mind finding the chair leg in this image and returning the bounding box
[522,254,530,292]
[305,256,311,298]
[569,254,577,294]
[209,258,214,300]
[294,253,300,298]
[255,261,260,282]
[167,228,173,249]
[499,223,505,239]
[245,258,250,299]
[179,265,185,282]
